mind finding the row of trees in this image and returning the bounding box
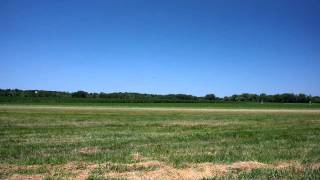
[222,93,317,103]
[0,89,319,103]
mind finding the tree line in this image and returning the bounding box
[0,89,319,103]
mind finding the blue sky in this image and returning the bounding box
[1,0,319,97]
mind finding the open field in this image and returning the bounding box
[1,105,320,179]
[1,100,320,109]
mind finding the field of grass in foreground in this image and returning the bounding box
[0,105,320,179]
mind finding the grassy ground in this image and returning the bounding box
[0,105,320,179]
[1,97,320,109]
[1,101,320,109]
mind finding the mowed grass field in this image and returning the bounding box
[2,100,320,109]
[0,105,320,179]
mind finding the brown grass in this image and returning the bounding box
[162,120,244,127]
[132,152,149,162]
[2,160,318,180]
[104,160,299,179]
[311,163,320,169]
[7,174,43,180]
[78,147,100,154]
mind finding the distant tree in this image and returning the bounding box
[204,94,216,101]
[297,93,308,103]
[259,93,267,103]
[312,96,320,103]
[1,89,320,104]
[72,91,88,98]
[223,96,230,101]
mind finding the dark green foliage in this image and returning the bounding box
[0,89,320,103]
[71,91,89,98]
[205,94,216,101]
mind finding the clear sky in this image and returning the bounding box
[1,0,319,97]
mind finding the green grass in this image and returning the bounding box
[0,105,319,179]
[1,101,320,109]
[206,167,320,179]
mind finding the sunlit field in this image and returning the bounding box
[0,105,320,179]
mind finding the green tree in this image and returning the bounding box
[72,91,88,98]
[204,94,216,101]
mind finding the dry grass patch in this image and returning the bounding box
[104,160,311,180]
[7,174,43,180]
[311,163,320,169]
[228,161,267,170]
[162,120,244,127]
[78,147,101,154]
[132,152,149,162]
[2,160,319,180]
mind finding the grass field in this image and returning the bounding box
[0,105,320,179]
[1,101,320,109]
